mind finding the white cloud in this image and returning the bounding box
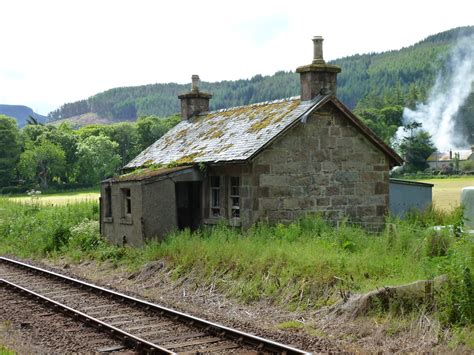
[0,0,473,114]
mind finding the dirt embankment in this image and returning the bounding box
[1,257,466,353]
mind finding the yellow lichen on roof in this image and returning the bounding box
[174,152,204,165]
[175,128,189,139]
[203,126,224,140]
[215,143,234,153]
[247,100,300,133]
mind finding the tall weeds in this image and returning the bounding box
[0,197,472,325]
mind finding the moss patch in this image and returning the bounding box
[276,320,304,330]
[247,100,300,133]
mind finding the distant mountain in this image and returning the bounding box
[0,105,47,127]
[47,26,474,125]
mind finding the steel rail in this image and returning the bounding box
[0,278,173,354]
[0,256,311,354]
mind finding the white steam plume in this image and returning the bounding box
[397,34,474,151]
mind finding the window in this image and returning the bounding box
[210,176,220,217]
[122,188,131,216]
[105,186,112,218]
[230,177,240,218]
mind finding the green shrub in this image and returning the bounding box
[425,229,451,257]
[0,198,98,257]
[437,236,474,326]
[69,219,104,252]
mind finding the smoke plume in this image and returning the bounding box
[397,34,474,151]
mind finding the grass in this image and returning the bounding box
[416,177,474,211]
[276,320,304,330]
[6,188,99,206]
[0,345,15,355]
[0,198,98,257]
[0,197,472,327]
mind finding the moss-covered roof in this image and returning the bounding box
[113,165,193,182]
[126,96,320,168]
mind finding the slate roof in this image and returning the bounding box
[126,96,324,168]
[125,95,403,169]
[427,150,473,162]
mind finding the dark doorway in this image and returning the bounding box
[175,182,202,231]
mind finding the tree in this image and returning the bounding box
[0,115,21,187]
[18,140,66,189]
[107,122,139,166]
[136,115,180,151]
[398,124,436,172]
[75,135,121,184]
[41,123,79,183]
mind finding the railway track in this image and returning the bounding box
[0,257,310,354]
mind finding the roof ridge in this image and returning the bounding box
[207,96,301,115]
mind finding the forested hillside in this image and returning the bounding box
[0,105,47,127]
[48,26,474,129]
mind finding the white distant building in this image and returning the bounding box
[427,147,474,169]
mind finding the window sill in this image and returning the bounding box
[103,217,113,223]
[203,218,241,227]
[120,216,133,225]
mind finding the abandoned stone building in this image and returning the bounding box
[100,37,403,246]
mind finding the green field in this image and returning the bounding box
[6,177,474,211]
[416,177,474,211]
[8,190,99,206]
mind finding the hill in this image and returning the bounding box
[49,112,132,128]
[0,105,47,127]
[48,26,474,129]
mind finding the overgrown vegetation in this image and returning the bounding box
[0,197,472,327]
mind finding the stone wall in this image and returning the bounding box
[244,101,390,228]
[101,181,144,247]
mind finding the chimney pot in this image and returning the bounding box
[312,36,325,64]
[191,74,200,92]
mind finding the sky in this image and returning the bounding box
[0,0,473,115]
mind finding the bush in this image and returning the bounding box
[0,198,98,257]
[437,236,474,326]
[69,219,104,252]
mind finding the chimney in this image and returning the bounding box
[296,36,341,101]
[449,149,453,160]
[178,75,212,120]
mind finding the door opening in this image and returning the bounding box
[175,182,202,231]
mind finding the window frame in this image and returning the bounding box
[210,176,221,218]
[122,188,132,217]
[229,177,240,218]
[104,186,112,218]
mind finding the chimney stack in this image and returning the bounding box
[296,36,341,101]
[178,75,212,120]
